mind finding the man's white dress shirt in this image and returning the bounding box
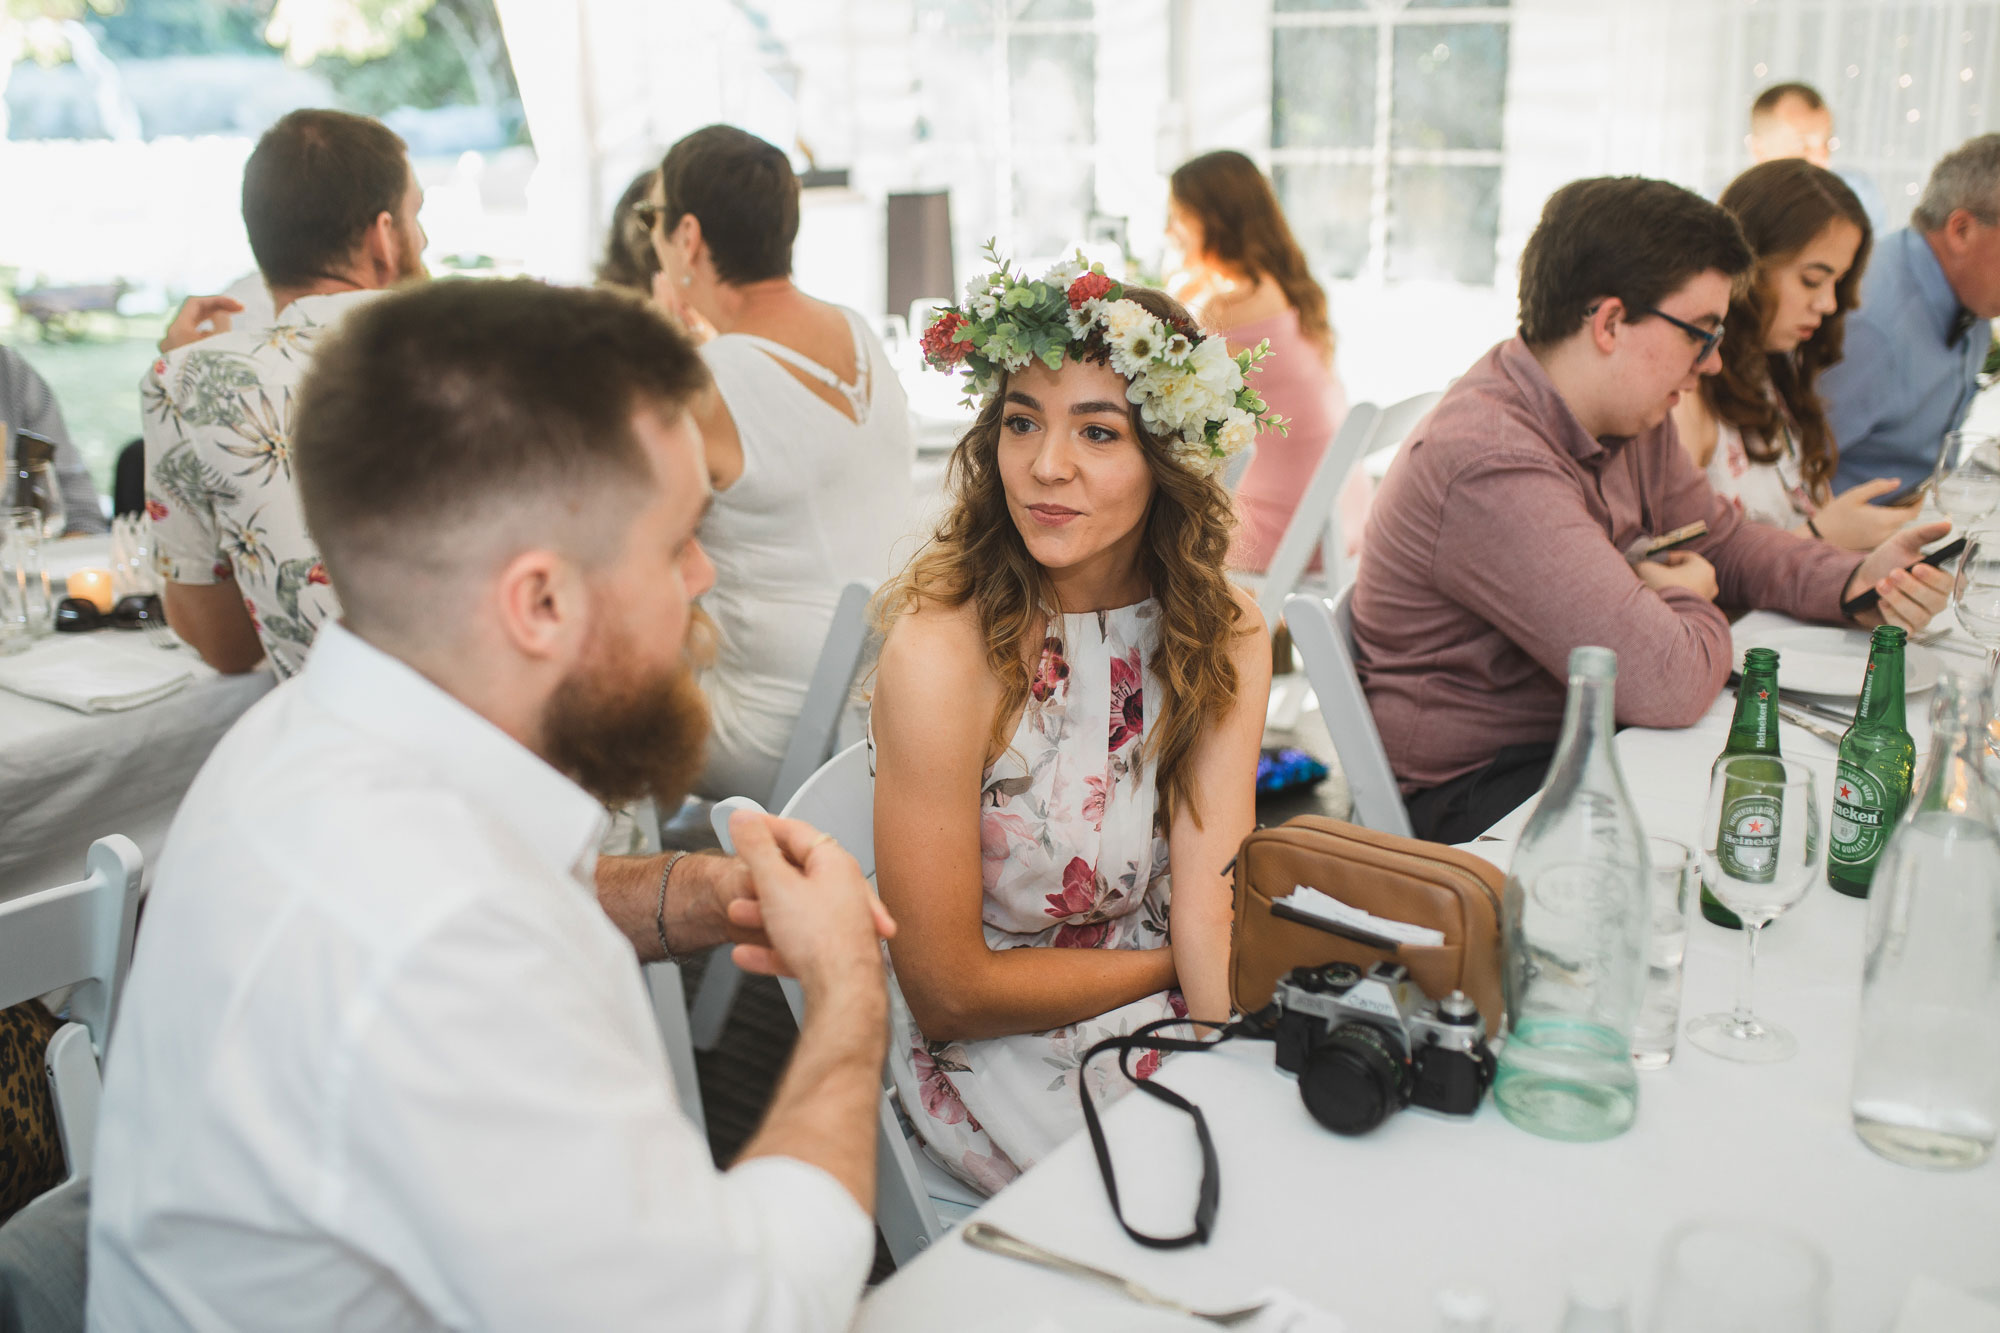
[87,624,873,1331]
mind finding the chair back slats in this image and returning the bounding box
[0,836,144,1055]
[1285,591,1413,838]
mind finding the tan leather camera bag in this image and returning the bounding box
[1228,815,1509,1030]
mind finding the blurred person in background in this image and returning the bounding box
[1167,149,1357,573]
[1747,80,1886,231]
[1,346,108,533]
[1819,133,2000,494]
[1673,158,1905,550]
[143,108,425,679]
[599,168,663,297]
[643,124,914,802]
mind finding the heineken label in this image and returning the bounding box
[1831,764,1893,867]
[1718,793,1781,883]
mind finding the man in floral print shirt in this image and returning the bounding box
[144,108,425,679]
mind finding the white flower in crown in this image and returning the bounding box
[1217,407,1259,456]
[1187,335,1242,397]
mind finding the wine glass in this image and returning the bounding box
[1690,756,1821,1063]
[1934,431,2000,529]
[1953,524,2000,674]
[1649,1219,1829,1333]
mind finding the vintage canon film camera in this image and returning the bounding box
[1271,960,1496,1135]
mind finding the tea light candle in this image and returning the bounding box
[67,568,115,613]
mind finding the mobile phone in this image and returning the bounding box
[1839,536,1969,618]
[1624,520,1709,564]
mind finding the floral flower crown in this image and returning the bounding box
[920,244,1284,477]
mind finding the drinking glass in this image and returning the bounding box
[1632,836,1693,1069]
[1649,1220,1829,1333]
[1690,756,1821,1063]
[1934,431,2000,529]
[2,508,55,645]
[1953,525,2000,674]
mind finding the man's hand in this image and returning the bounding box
[158,295,246,354]
[1635,549,1719,602]
[1845,520,1955,631]
[1808,478,1913,551]
[726,811,895,996]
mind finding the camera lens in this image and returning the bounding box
[1298,1023,1411,1135]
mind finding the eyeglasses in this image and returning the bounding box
[54,593,163,633]
[632,201,668,233]
[1645,306,1724,366]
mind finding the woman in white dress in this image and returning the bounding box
[643,127,915,800]
[869,259,1273,1193]
[1672,158,1910,550]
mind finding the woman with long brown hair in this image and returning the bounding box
[1672,158,1907,550]
[869,258,1272,1193]
[1168,149,1357,570]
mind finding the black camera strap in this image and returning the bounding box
[1075,1012,1275,1250]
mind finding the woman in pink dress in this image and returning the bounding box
[1168,150,1358,572]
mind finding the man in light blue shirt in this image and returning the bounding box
[1821,134,2000,493]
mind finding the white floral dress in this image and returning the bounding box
[883,599,1187,1195]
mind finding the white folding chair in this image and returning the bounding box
[1220,440,1257,493]
[689,581,881,1051]
[1235,401,1380,631]
[1358,389,1444,488]
[0,836,144,1185]
[713,743,978,1267]
[1285,590,1413,837]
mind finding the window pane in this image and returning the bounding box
[1019,0,1093,18]
[1274,0,1366,10]
[1274,163,1372,280]
[1391,23,1507,150]
[1013,155,1095,256]
[1388,165,1500,283]
[1273,26,1376,149]
[1009,33,1095,146]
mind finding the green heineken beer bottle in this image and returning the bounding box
[1701,647,1783,929]
[1828,626,1916,897]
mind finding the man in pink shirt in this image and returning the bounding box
[1354,176,1952,843]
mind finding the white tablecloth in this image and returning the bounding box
[854,612,1999,1332]
[0,539,274,899]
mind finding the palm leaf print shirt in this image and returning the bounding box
[142,290,384,679]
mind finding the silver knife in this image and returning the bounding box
[1774,701,1845,746]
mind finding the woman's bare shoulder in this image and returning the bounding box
[877,600,1003,739]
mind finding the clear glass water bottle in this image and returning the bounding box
[1495,646,1651,1142]
[1850,670,2000,1170]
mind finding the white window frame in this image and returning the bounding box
[1269,3,1512,284]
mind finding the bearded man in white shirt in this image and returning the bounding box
[88,279,896,1332]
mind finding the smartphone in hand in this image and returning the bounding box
[1839,536,1968,618]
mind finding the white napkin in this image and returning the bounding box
[0,633,212,713]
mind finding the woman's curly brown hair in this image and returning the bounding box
[1702,159,1872,501]
[877,286,1248,834]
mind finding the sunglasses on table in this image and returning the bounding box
[55,593,165,633]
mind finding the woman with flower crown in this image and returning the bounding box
[868,253,1275,1193]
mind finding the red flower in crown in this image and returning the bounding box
[306,562,330,586]
[145,499,168,522]
[921,310,973,367]
[1067,272,1113,309]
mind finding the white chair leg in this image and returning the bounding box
[1267,674,1315,733]
[688,950,746,1052]
[645,962,707,1137]
[874,1092,946,1267]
